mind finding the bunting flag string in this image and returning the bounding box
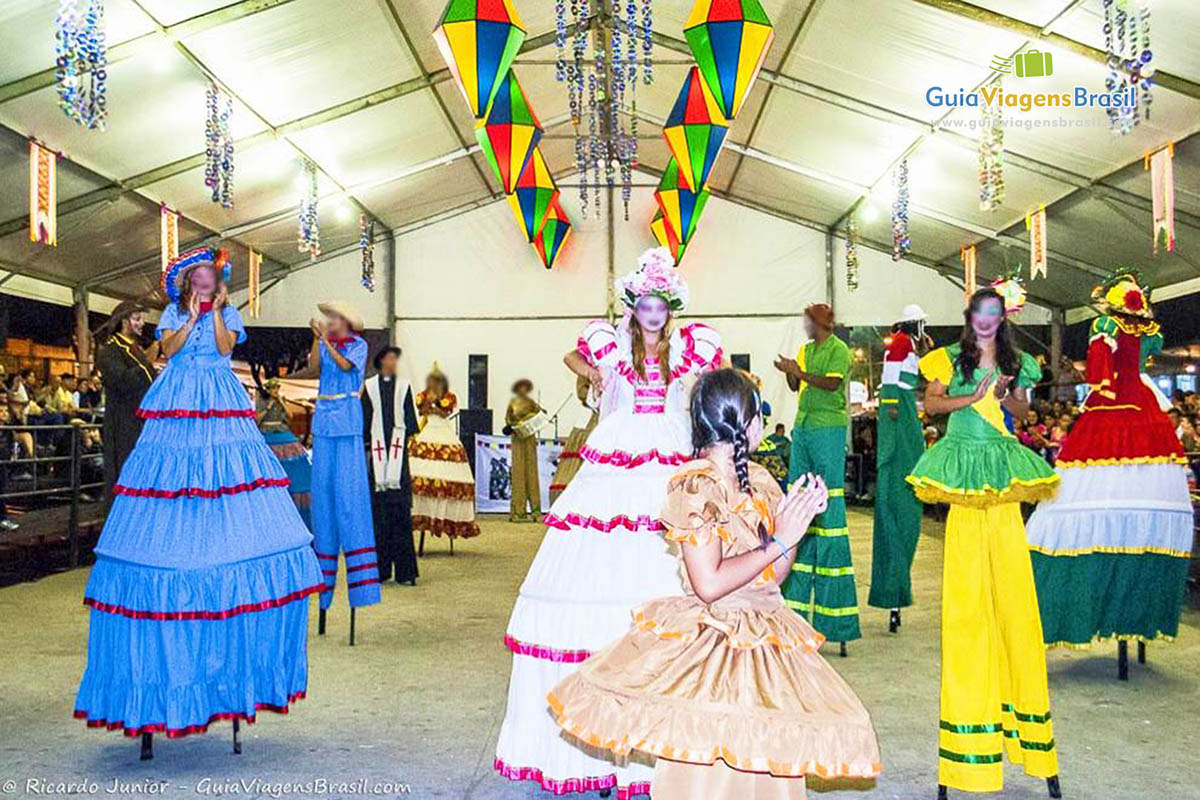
[29,141,57,247]
[1145,142,1175,253]
[1026,204,1047,279]
[159,204,178,273]
[247,248,262,319]
[961,244,977,304]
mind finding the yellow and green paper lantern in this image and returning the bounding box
[475,69,543,193]
[655,157,710,249]
[433,0,526,119]
[506,147,558,242]
[651,209,688,265]
[684,0,774,120]
[662,66,729,192]
[533,198,571,269]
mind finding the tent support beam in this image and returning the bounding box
[908,0,1200,100]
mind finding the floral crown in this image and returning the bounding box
[989,272,1026,316]
[616,247,689,312]
[1092,268,1152,319]
[162,247,232,303]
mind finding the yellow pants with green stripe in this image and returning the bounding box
[940,503,1058,792]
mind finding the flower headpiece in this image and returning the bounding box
[615,247,689,312]
[1092,268,1152,319]
[161,247,232,303]
[989,273,1026,316]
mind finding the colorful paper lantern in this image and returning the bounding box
[433,0,527,119]
[533,199,572,269]
[506,147,559,242]
[476,69,543,193]
[662,66,729,192]
[655,157,710,247]
[684,0,775,120]
[650,209,688,265]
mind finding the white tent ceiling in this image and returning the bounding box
[0,0,1198,312]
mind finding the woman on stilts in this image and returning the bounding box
[908,281,1062,798]
[868,304,927,632]
[495,247,723,798]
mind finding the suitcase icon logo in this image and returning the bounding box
[1014,49,1054,78]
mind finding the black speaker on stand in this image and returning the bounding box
[458,408,492,475]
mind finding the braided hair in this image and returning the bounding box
[690,368,762,497]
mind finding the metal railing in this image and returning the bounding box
[0,421,105,568]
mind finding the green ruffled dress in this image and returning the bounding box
[907,345,1058,507]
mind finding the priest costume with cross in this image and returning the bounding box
[362,345,420,585]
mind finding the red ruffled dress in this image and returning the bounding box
[494,320,721,798]
[1026,315,1192,646]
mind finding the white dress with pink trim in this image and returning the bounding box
[494,319,722,798]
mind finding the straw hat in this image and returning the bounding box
[317,300,364,332]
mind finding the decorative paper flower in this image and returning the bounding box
[989,275,1026,316]
[1095,270,1153,318]
[616,247,690,311]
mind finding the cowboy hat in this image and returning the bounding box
[317,300,365,332]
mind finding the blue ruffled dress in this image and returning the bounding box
[74,303,324,738]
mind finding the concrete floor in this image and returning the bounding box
[0,512,1196,800]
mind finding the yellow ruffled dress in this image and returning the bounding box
[548,460,881,797]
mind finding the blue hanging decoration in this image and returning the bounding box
[298,161,320,261]
[204,82,234,208]
[359,214,376,292]
[641,0,653,85]
[1103,0,1154,136]
[891,159,911,261]
[55,0,108,131]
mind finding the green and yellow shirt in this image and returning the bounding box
[794,334,851,430]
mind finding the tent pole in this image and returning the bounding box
[387,235,398,345]
[73,286,91,375]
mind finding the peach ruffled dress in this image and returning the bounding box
[548,460,881,797]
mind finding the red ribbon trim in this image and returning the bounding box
[137,408,256,420]
[112,477,290,499]
[504,634,591,663]
[73,691,306,739]
[579,445,688,469]
[494,757,649,798]
[346,578,380,590]
[344,546,375,556]
[542,511,664,533]
[346,562,377,573]
[83,583,325,621]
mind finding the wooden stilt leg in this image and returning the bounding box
[889,609,901,633]
[418,531,425,557]
[318,608,327,636]
[937,784,948,800]
[1047,775,1062,798]
[349,607,356,647]
[449,536,454,556]
[839,641,848,657]
[232,718,242,755]
[139,732,153,761]
[1137,641,1146,664]
[1117,640,1129,681]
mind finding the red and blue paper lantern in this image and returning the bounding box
[533,199,571,269]
[684,0,774,120]
[476,69,543,194]
[506,147,559,242]
[433,0,527,119]
[655,157,710,248]
[662,66,729,192]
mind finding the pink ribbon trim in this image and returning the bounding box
[494,757,650,798]
[504,634,591,663]
[580,445,687,468]
[542,511,664,533]
[137,408,256,419]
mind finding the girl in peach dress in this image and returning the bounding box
[548,369,881,798]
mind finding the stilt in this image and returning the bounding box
[599,790,612,798]
[1047,775,1062,798]
[232,718,242,755]
[839,641,848,658]
[1117,640,1129,681]
[889,609,901,633]
[349,607,357,647]
[418,531,425,557]
[139,732,153,761]
[936,784,947,800]
[1137,641,1146,664]
[318,608,327,636]
[449,536,454,556]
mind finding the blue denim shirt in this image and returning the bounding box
[313,336,367,438]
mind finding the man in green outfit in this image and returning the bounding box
[773,302,860,653]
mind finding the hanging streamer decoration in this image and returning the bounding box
[1026,204,1047,279]
[29,141,57,247]
[961,245,977,305]
[298,161,320,261]
[55,0,108,131]
[891,159,911,261]
[979,80,1005,211]
[845,217,859,292]
[662,66,729,193]
[159,204,178,274]
[433,0,526,119]
[533,199,572,269]
[1103,0,1153,136]
[1145,142,1175,253]
[247,249,262,319]
[204,82,234,208]
[476,70,543,194]
[360,214,377,292]
[683,0,775,121]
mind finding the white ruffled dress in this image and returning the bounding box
[494,319,722,798]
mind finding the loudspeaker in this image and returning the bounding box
[731,353,751,371]
[457,407,493,474]
[468,354,488,410]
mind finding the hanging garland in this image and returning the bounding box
[1103,0,1153,135]
[360,214,376,292]
[55,0,108,131]
[979,80,1004,211]
[204,82,234,208]
[297,160,320,261]
[891,159,911,261]
[845,216,859,291]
